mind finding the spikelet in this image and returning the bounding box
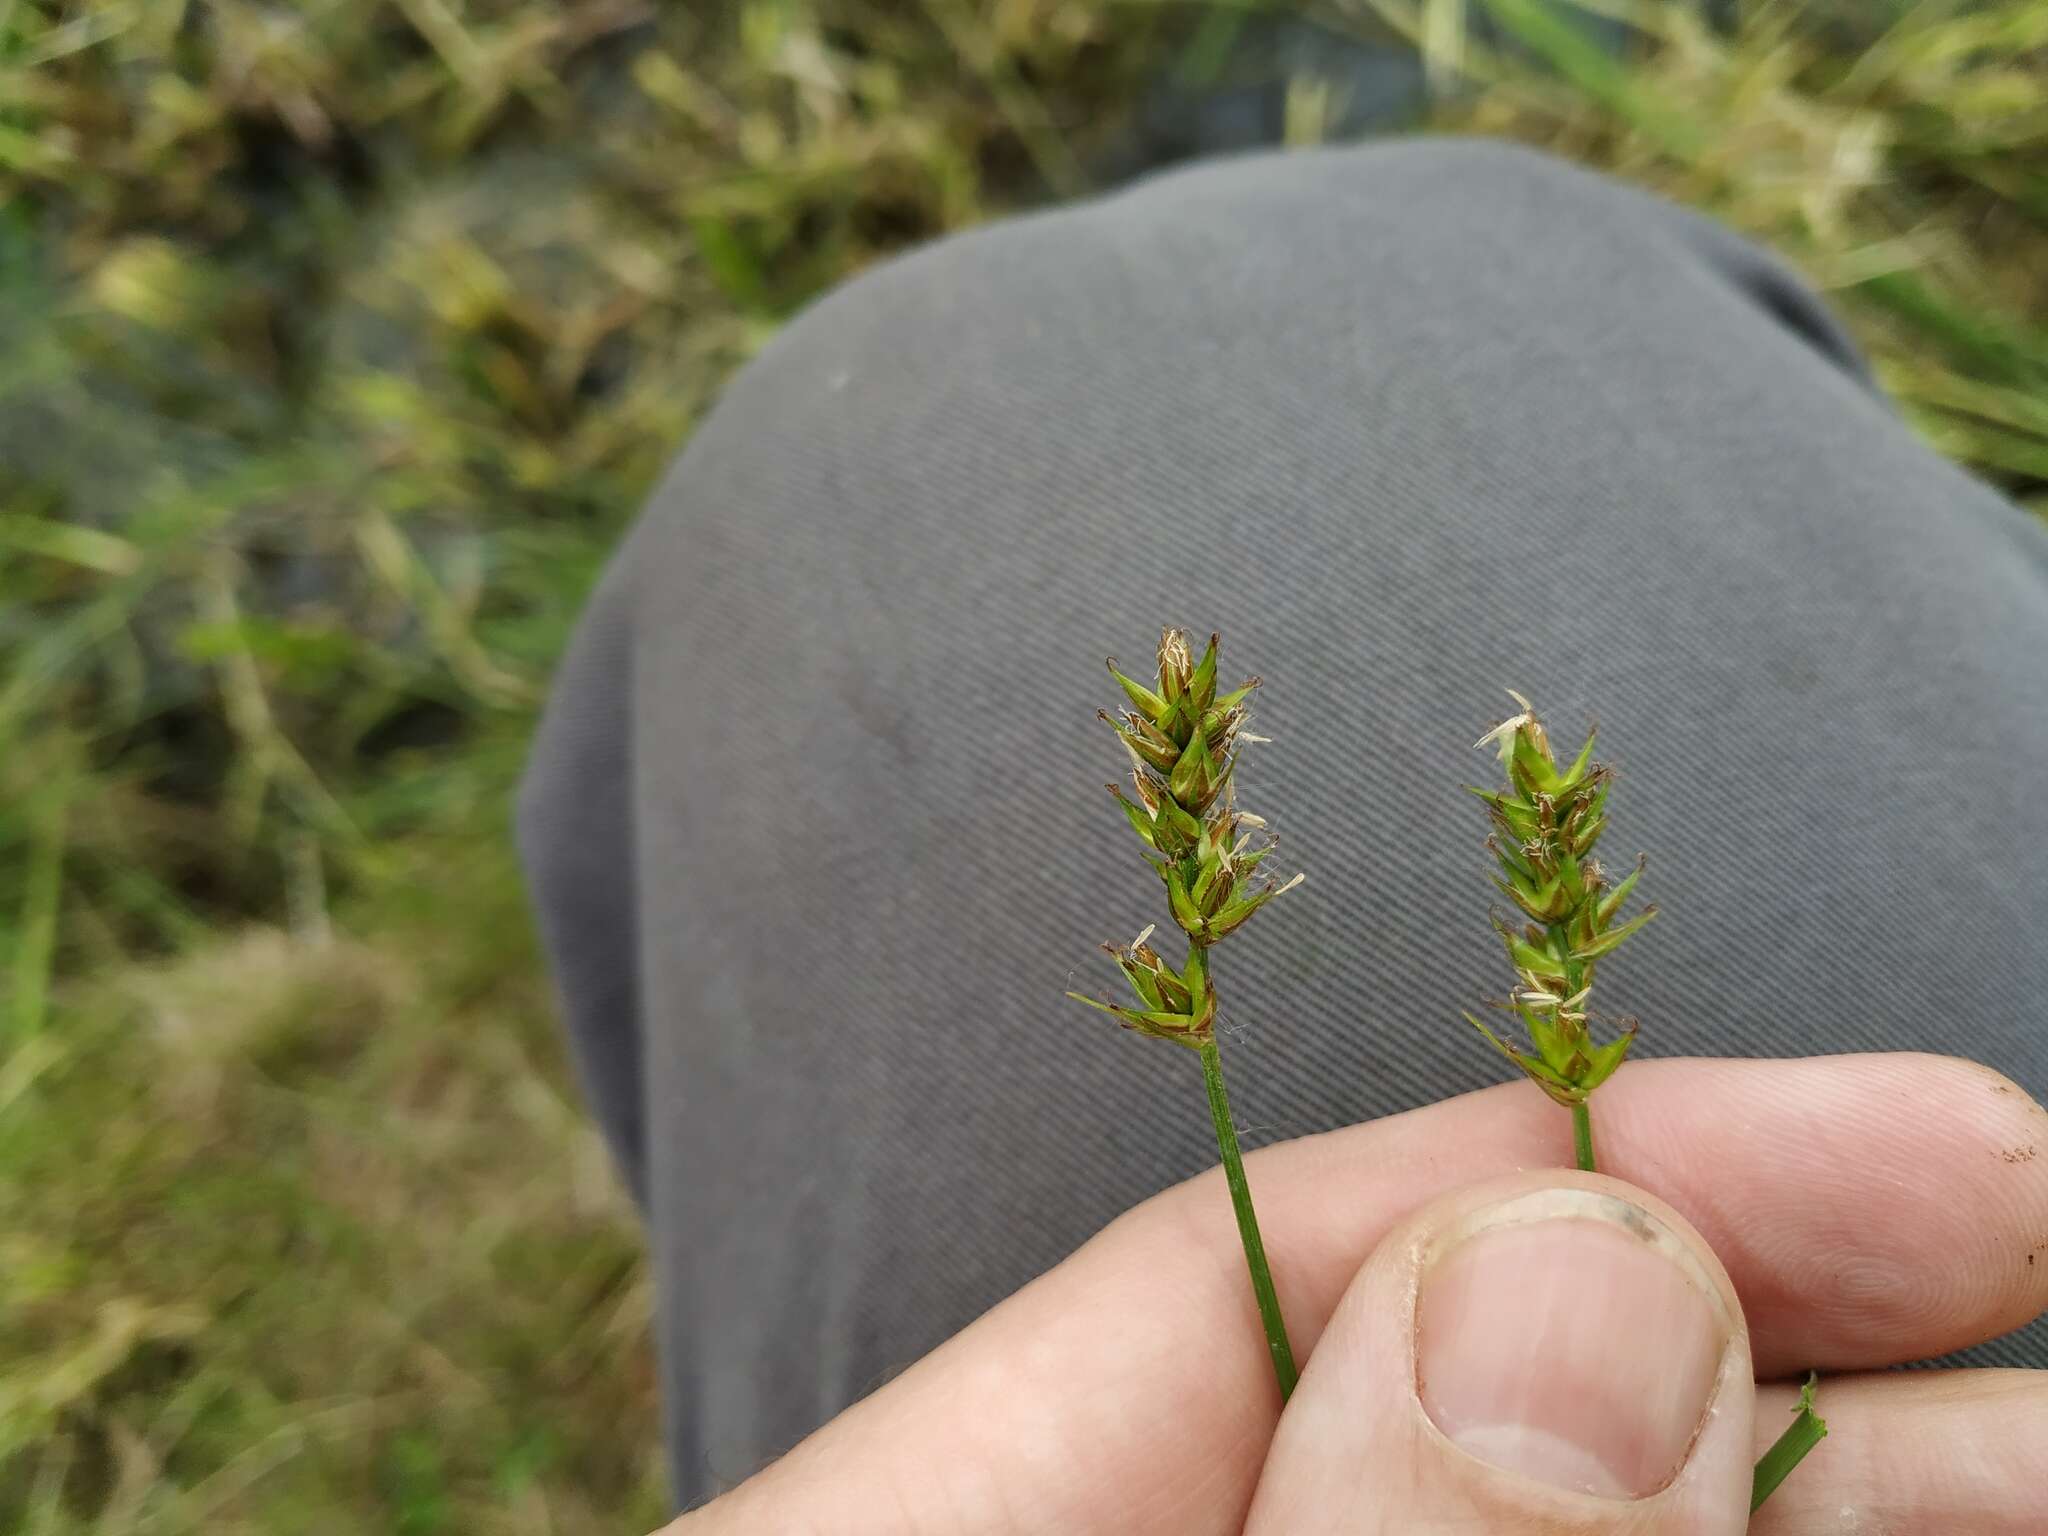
[1070,629,1302,1048]
[1463,693,1657,1106]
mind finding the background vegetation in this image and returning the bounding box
[3,0,2044,1528]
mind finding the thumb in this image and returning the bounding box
[1245,1171,1755,1534]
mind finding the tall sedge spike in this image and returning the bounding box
[1069,628,1304,1400]
[1079,631,1302,963]
[1463,694,1654,1126]
[1469,696,1833,1509]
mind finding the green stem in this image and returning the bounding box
[1198,1037,1299,1400]
[1751,1373,1827,1512]
[1570,1100,1596,1172]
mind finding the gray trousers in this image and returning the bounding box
[516,139,2048,1508]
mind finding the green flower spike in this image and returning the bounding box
[1069,628,1304,1401]
[1466,693,1828,1511]
[1092,630,1300,954]
[1463,692,1656,1172]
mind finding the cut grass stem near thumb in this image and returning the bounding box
[1752,1373,1829,1512]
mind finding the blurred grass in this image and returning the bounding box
[2,0,2044,1528]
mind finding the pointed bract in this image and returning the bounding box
[1107,658,1168,724]
[1188,633,1220,715]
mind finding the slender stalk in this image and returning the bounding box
[1570,1101,1596,1172]
[1198,1037,1298,1400]
[1751,1373,1828,1511]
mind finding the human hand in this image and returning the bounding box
[665,1054,2048,1533]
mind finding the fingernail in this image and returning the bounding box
[1415,1187,1731,1500]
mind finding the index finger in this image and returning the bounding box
[1251,1051,2048,1379]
